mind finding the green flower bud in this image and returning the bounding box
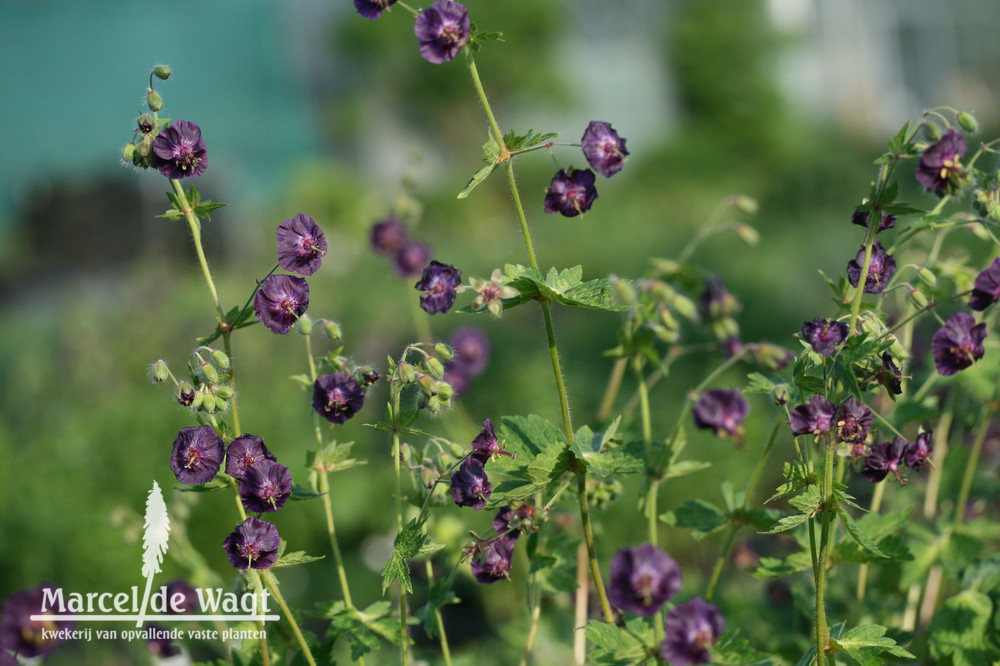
[149,359,169,383]
[909,288,929,309]
[436,382,454,401]
[199,362,219,385]
[613,278,637,305]
[121,143,137,164]
[211,350,230,369]
[425,395,441,414]
[658,305,678,331]
[922,121,943,142]
[425,357,445,379]
[650,258,680,277]
[399,443,412,463]
[200,393,217,413]
[420,467,437,488]
[438,452,454,468]
[646,280,676,304]
[957,112,978,134]
[449,442,466,458]
[969,221,992,242]
[189,390,204,410]
[323,320,343,343]
[772,383,790,406]
[733,223,759,246]
[215,386,234,400]
[137,134,154,158]
[672,294,697,321]
[399,363,417,384]
[916,267,937,289]
[433,342,454,360]
[146,89,164,112]
[296,314,313,336]
[418,375,437,396]
[733,195,758,215]
[153,65,172,80]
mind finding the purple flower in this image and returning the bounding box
[471,535,516,584]
[493,505,516,538]
[699,275,739,321]
[877,352,902,395]
[607,544,682,617]
[0,584,75,658]
[801,318,848,357]
[850,208,896,233]
[916,129,967,193]
[661,597,724,666]
[789,395,837,437]
[932,312,987,376]
[415,260,462,314]
[0,651,15,666]
[905,431,934,470]
[470,418,511,463]
[147,623,181,658]
[222,518,281,570]
[544,168,598,217]
[847,241,896,294]
[276,213,327,277]
[391,242,430,278]
[312,372,366,424]
[693,389,749,439]
[862,437,908,483]
[354,0,397,19]
[450,457,492,509]
[170,425,224,484]
[240,459,293,513]
[414,1,470,64]
[253,274,310,335]
[225,434,277,481]
[970,258,1000,311]
[444,326,491,388]
[582,121,629,178]
[371,218,410,255]
[834,398,873,444]
[165,579,199,614]
[152,120,208,179]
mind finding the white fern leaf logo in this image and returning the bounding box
[136,480,170,627]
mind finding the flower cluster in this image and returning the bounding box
[468,503,536,584]
[254,214,328,334]
[451,419,509,509]
[545,121,628,217]
[371,218,432,278]
[862,431,934,483]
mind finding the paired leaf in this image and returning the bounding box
[830,624,915,666]
[381,519,430,594]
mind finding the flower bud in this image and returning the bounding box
[211,350,230,369]
[399,362,417,384]
[420,467,437,488]
[399,443,412,463]
[449,442,466,458]
[418,375,437,396]
[916,267,936,289]
[438,452,454,468]
[121,143,137,164]
[733,223,759,246]
[772,383,790,406]
[672,294,697,320]
[733,195,758,215]
[970,220,992,241]
[425,357,445,379]
[433,343,454,360]
[922,122,943,142]
[176,381,195,406]
[137,113,155,134]
[200,393,216,413]
[323,320,343,343]
[425,395,441,414]
[137,134,154,158]
[153,65,172,80]
[646,280,676,304]
[436,382,454,401]
[357,366,379,387]
[215,386,234,400]
[199,362,219,385]
[297,314,313,335]
[613,278,638,305]
[957,112,978,134]
[909,288,929,309]
[189,390,204,410]
[146,89,164,112]
[150,359,170,383]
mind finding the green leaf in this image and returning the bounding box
[712,629,777,664]
[531,531,580,594]
[323,600,404,661]
[457,163,499,199]
[837,509,914,563]
[767,461,814,503]
[830,624,915,665]
[751,551,812,578]
[661,499,728,540]
[745,372,776,394]
[765,513,809,534]
[836,505,889,559]
[505,128,559,152]
[570,418,647,477]
[585,620,650,664]
[308,441,367,475]
[415,578,459,639]
[177,478,230,493]
[487,264,628,312]
[928,590,1000,664]
[381,519,429,594]
[271,550,325,569]
[289,484,324,501]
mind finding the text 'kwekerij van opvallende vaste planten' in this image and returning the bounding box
[2,2,999,665]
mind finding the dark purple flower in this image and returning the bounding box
[905,431,934,471]
[847,241,896,294]
[699,275,740,321]
[802,318,848,357]
[170,425,224,484]
[932,312,987,376]
[276,213,327,277]
[371,218,409,256]
[877,352,902,395]
[147,623,181,658]
[415,260,462,314]
[450,457,492,509]
[0,584,75,658]
[492,505,517,538]
[850,208,896,233]
[544,168,598,217]
[225,434,277,481]
[0,652,16,666]
[789,395,837,437]
[834,398,873,444]
[312,372,366,424]
[862,437,908,483]
[471,535,516,584]
[240,459,292,513]
[223,518,281,570]
[446,327,491,379]
[253,274,309,335]
[582,121,629,178]
[916,129,967,193]
[393,242,432,278]
[661,597,724,666]
[470,418,511,463]
[152,120,208,179]
[414,0,470,64]
[165,579,199,614]
[354,0,397,19]
[970,258,1000,311]
[607,544,681,617]
[693,389,749,439]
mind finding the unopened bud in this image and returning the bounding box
[772,383,790,406]
[916,267,937,289]
[418,375,437,396]
[215,386,234,400]
[449,442,466,458]
[176,381,195,406]
[323,320,343,343]
[146,89,164,112]
[922,122,943,142]
[189,390,204,410]
[420,467,437,488]
[733,223,759,246]
[957,112,978,134]
[425,395,441,414]
[910,288,929,309]
[433,343,454,360]
[672,295,697,320]
[425,357,445,379]
[733,195,758,215]
[137,134,153,158]
[436,382,454,401]
[970,220,992,241]
[399,363,417,384]
[297,314,313,335]
[152,65,172,80]
[659,305,678,331]
[150,359,169,383]
[399,443,412,463]
[199,362,219,385]
[646,280,676,303]
[137,114,155,134]
[122,143,137,164]
[438,452,454,468]
[200,393,217,413]
[211,350,230,369]
[613,277,637,305]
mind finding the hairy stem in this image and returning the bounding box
[424,558,453,666]
[262,571,317,666]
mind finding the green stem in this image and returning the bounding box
[467,52,509,161]
[577,467,615,623]
[814,444,837,666]
[954,403,996,529]
[519,581,542,666]
[705,416,782,601]
[262,571,317,666]
[319,473,355,608]
[391,380,409,666]
[424,559,453,666]
[597,357,628,423]
[855,481,885,615]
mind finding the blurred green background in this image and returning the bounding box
[2,0,999,663]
